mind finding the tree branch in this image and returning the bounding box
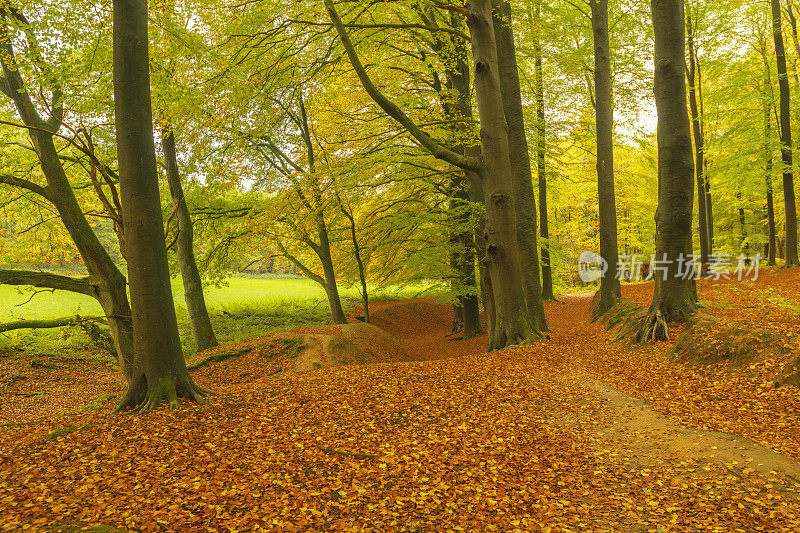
[0,173,50,200]
[324,0,481,172]
[0,316,106,333]
[276,242,326,286]
[0,269,96,297]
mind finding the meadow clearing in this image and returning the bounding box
[0,275,440,360]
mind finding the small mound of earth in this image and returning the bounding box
[281,322,417,372]
[673,313,794,365]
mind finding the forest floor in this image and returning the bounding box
[2,269,800,531]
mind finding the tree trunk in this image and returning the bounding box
[533,1,555,302]
[766,72,778,266]
[492,0,547,333]
[686,11,710,273]
[469,0,534,347]
[639,0,697,342]
[294,95,348,326]
[316,214,348,325]
[113,0,205,411]
[467,146,495,339]
[439,14,481,340]
[325,0,522,348]
[772,0,800,266]
[698,65,714,253]
[591,0,621,317]
[162,127,218,352]
[341,204,370,323]
[0,14,135,380]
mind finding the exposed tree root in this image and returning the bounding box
[116,373,209,413]
[487,323,545,352]
[636,308,670,343]
[589,290,619,322]
[188,347,252,371]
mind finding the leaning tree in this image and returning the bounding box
[0,5,135,375]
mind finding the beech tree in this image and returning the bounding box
[162,126,219,351]
[252,95,349,325]
[0,6,135,374]
[771,0,799,266]
[531,0,555,302]
[113,0,206,411]
[638,0,697,342]
[590,0,621,316]
[686,8,710,272]
[492,0,547,331]
[326,0,540,348]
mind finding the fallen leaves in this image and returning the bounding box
[1,280,800,531]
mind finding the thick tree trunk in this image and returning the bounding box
[113,0,205,411]
[591,0,621,317]
[772,0,800,266]
[492,0,547,333]
[326,0,521,348]
[533,1,555,302]
[687,13,710,273]
[468,0,533,348]
[639,0,697,342]
[162,127,218,352]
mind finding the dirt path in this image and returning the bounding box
[4,291,800,530]
[369,295,800,482]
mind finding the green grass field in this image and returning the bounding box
[0,276,442,360]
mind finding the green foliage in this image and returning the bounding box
[0,276,441,357]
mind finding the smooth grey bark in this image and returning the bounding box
[0,10,135,379]
[492,0,547,333]
[113,0,205,411]
[469,0,536,346]
[162,127,218,352]
[686,11,709,273]
[772,0,800,266]
[590,0,621,317]
[532,1,555,302]
[639,0,697,342]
